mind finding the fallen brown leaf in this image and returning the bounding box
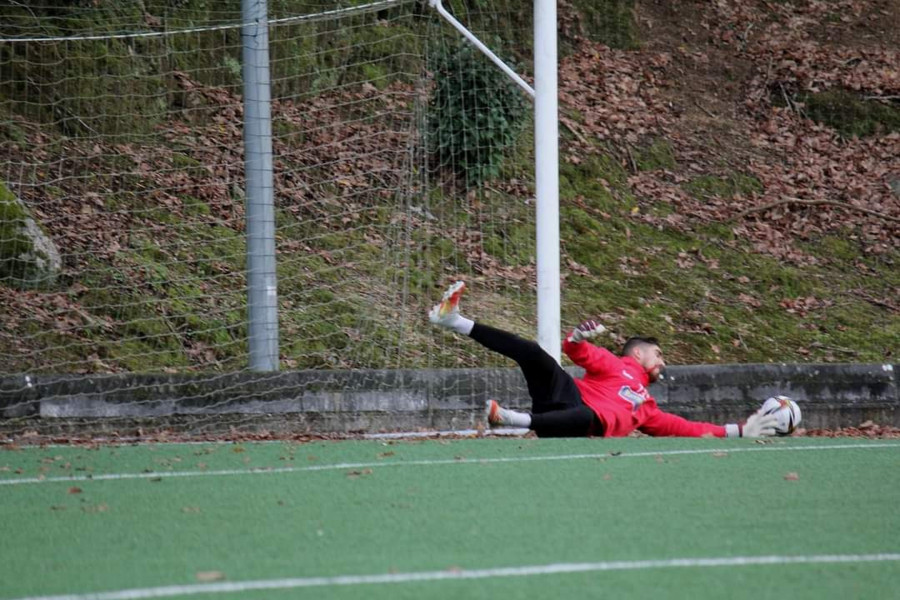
[346,468,373,479]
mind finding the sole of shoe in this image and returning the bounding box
[485,399,501,426]
[437,281,466,319]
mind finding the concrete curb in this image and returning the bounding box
[0,363,897,435]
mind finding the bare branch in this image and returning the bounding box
[735,197,900,224]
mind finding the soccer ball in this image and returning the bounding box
[761,396,802,435]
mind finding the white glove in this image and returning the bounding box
[740,410,778,438]
[569,319,607,343]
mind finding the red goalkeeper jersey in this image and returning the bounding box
[562,336,727,438]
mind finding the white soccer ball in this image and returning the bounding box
[761,396,802,435]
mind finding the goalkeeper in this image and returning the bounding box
[429,281,778,438]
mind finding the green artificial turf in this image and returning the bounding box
[1,437,898,599]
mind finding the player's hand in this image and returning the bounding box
[569,319,606,343]
[741,410,778,438]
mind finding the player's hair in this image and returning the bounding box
[621,336,660,357]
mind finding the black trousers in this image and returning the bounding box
[469,323,602,438]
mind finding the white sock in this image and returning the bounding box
[499,407,532,428]
[442,314,474,336]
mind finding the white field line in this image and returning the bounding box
[8,553,900,600]
[2,442,899,487]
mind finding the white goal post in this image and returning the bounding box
[429,0,561,362]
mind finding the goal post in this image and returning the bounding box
[428,0,561,361]
[533,0,561,363]
[0,0,548,435]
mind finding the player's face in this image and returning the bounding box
[640,345,665,383]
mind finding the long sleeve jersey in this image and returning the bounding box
[562,336,728,438]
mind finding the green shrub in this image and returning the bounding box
[428,40,528,185]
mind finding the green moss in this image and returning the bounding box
[684,173,763,200]
[272,118,306,146]
[0,182,55,286]
[556,199,900,365]
[360,64,389,87]
[171,153,203,169]
[698,222,738,244]
[0,109,26,143]
[634,138,677,171]
[482,222,536,266]
[813,235,859,262]
[560,153,631,213]
[799,89,900,138]
[0,1,424,137]
[0,182,31,270]
[587,153,631,188]
[268,5,422,98]
[0,35,169,137]
[112,338,190,371]
[181,196,211,218]
[60,214,250,371]
[567,0,641,51]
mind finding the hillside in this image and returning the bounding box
[552,0,899,364]
[0,0,897,374]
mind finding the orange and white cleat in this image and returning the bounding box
[485,399,503,426]
[484,399,531,428]
[428,281,466,325]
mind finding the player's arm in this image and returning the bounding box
[639,406,778,438]
[562,320,619,375]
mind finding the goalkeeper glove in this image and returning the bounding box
[568,319,607,343]
[728,410,778,438]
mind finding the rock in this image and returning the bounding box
[0,181,62,288]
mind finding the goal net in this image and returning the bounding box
[0,0,537,437]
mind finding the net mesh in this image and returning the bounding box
[0,0,537,437]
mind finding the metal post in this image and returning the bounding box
[242,0,279,371]
[429,0,535,99]
[534,0,561,362]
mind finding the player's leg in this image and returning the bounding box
[485,398,532,428]
[469,322,562,405]
[429,282,563,409]
[528,365,600,436]
[486,394,599,436]
[473,327,600,435]
[430,282,598,437]
[530,405,599,437]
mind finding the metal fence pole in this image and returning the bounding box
[242,0,279,371]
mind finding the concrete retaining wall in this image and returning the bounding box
[0,363,897,435]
